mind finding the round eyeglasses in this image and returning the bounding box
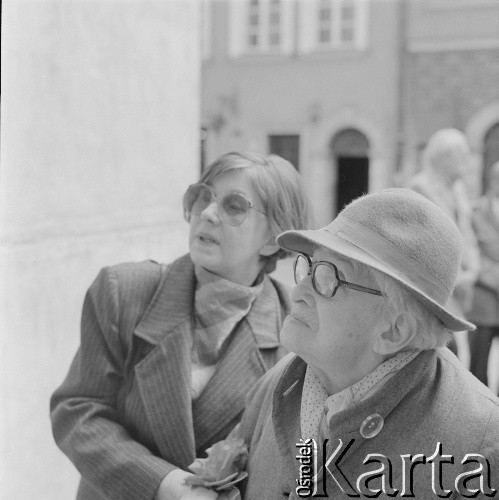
[183,183,266,227]
[293,254,383,298]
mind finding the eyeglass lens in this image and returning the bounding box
[294,255,339,297]
[313,264,338,296]
[185,184,252,226]
[294,254,311,284]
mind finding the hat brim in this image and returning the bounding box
[277,228,475,332]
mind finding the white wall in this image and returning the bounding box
[0,1,200,498]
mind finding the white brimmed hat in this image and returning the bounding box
[277,188,475,332]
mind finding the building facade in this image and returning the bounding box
[201,0,499,225]
[1,2,200,498]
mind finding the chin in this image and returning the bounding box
[190,253,220,274]
[280,319,305,354]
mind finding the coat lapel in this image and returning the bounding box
[192,319,268,452]
[133,255,197,468]
[135,323,195,468]
[273,355,307,496]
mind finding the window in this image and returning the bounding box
[228,0,294,57]
[268,0,282,47]
[247,0,261,47]
[300,0,369,53]
[246,0,283,53]
[340,0,355,44]
[318,0,358,47]
[318,0,332,43]
[269,135,300,171]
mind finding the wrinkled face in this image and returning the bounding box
[188,170,272,286]
[281,248,385,378]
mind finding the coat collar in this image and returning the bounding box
[134,254,284,349]
[134,254,196,345]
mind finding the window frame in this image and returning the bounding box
[299,0,369,54]
[228,0,294,57]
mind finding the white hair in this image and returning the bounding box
[368,267,453,350]
[422,128,470,176]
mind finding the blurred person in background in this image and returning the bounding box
[239,189,498,499]
[406,128,480,361]
[468,161,499,394]
[50,151,310,500]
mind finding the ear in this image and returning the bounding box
[372,313,418,355]
[259,237,280,257]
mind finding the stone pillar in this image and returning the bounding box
[0,1,200,498]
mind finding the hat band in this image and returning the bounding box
[324,216,452,305]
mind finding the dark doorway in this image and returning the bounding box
[331,129,370,213]
[336,157,369,212]
[268,134,300,170]
[483,122,499,193]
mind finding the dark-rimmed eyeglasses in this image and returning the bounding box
[293,254,383,298]
[183,183,266,227]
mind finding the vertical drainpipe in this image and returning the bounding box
[395,0,407,182]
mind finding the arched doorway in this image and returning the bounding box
[483,122,499,192]
[331,128,370,213]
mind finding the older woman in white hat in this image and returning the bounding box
[239,188,499,499]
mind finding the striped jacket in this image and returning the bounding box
[50,254,290,500]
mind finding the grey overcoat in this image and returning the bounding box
[240,349,499,499]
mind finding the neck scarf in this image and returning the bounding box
[191,265,265,398]
[300,349,420,440]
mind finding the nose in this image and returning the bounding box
[200,200,221,224]
[291,275,314,304]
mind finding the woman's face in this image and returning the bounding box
[281,249,386,391]
[188,170,273,286]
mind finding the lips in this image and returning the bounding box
[289,312,308,327]
[196,232,219,245]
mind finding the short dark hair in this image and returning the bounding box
[199,151,311,272]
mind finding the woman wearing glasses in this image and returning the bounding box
[50,152,310,500]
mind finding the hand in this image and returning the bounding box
[155,469,217,500]
[181,486,219,500]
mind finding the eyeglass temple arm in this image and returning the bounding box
[340,280,384,296]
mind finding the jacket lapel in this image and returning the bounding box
[135,323,195,468]
[273,355,307,496]
[192,319,267,452]
[133,255,197,468]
